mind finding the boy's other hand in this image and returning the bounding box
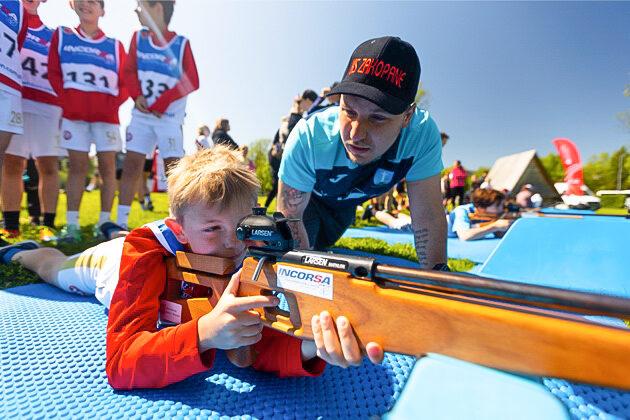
[301,311,384,368]
[197,269,280,353]
[134,96,150,113]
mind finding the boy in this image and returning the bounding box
[3,0,62,238]
[0,0,28,208]
[116,0,199,229]
[47,0,127,242]
[0,147,383,390]
[448,188,514,241]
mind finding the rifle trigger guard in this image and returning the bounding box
[252,255,269,282]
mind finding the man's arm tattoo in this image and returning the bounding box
[413,228,430,267]
[288,222,301,248]
[279,187,307,212]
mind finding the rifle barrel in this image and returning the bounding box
[375,264,630,317]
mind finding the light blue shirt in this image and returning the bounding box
[448,203,476,237]
[279,106,443,208]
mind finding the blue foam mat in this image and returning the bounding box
[342,226,500,264]
[478,217,630,297]
[2,283,630,419]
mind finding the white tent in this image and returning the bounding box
[485,149,561,205]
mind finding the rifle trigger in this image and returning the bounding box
[252,255,269,283]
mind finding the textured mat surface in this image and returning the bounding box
[2,284,629,419]
[342,226,500,263]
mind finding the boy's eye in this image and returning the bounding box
[204,226,219,233]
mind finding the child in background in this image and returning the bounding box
[2,0,63,238]
[116,0,199,229]
[0,1,28,235]
[48,0,127,243]
[0,146,384,390]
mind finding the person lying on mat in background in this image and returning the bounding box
[0,147,384,390]
[447,188,514,241]
[361,204,413,232]
[276,36,448,271]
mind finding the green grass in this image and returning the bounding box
[596,207,629,215]
[1,193,474,290]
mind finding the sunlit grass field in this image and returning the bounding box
[5,192,622,290]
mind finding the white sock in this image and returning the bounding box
[116,205,131,226]
[98,212,111,225]
[66,210,79,227]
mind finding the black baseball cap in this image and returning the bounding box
[328,36,420,115]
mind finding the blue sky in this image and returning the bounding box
[39,1,629,170]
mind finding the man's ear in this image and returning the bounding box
[164,217,188,244]
[401,103,416,128]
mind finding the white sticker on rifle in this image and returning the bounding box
[276,264,333,300]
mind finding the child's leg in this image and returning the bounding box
[12,247,68,287]
[374,210,399,227]
[96,150,116,220]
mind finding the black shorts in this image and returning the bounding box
[302,195,356,250]
[144,159,154,173]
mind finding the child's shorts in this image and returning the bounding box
[125,115,184,159]
[56,236,125,308]
[0,89,24,134]
[6,100,63,158]
[60,118,122,153]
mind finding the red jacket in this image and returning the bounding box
[124,29,199,114]
[106,226,325,390]
[48,26,128,123]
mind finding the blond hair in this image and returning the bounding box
[167,146,260,221]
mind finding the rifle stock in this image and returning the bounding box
[165,250,630,390]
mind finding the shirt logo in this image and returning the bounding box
[373,168,394,185]
[329,173,348,183]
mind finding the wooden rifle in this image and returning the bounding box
[164,208,630,390]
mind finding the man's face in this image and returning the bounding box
[71,0,104,23]
[175,200,257,266]
[339,95,414,165]
[298,98,313,114]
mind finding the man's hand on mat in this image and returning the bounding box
[197,270,280,353]
[301,310,384,367]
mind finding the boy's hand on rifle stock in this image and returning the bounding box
[301,311,384,368]
[197,270,280,353]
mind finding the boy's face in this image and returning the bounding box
[23,0,45,15]
[339,95,414,165]
[168,200,256,266]
[135,1,162,28]
[71,0,104,24]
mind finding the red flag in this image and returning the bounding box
[552,138,584,196]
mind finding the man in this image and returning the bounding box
[277,36,447,270]
[515,184,536,209]
[264,89,318,208]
